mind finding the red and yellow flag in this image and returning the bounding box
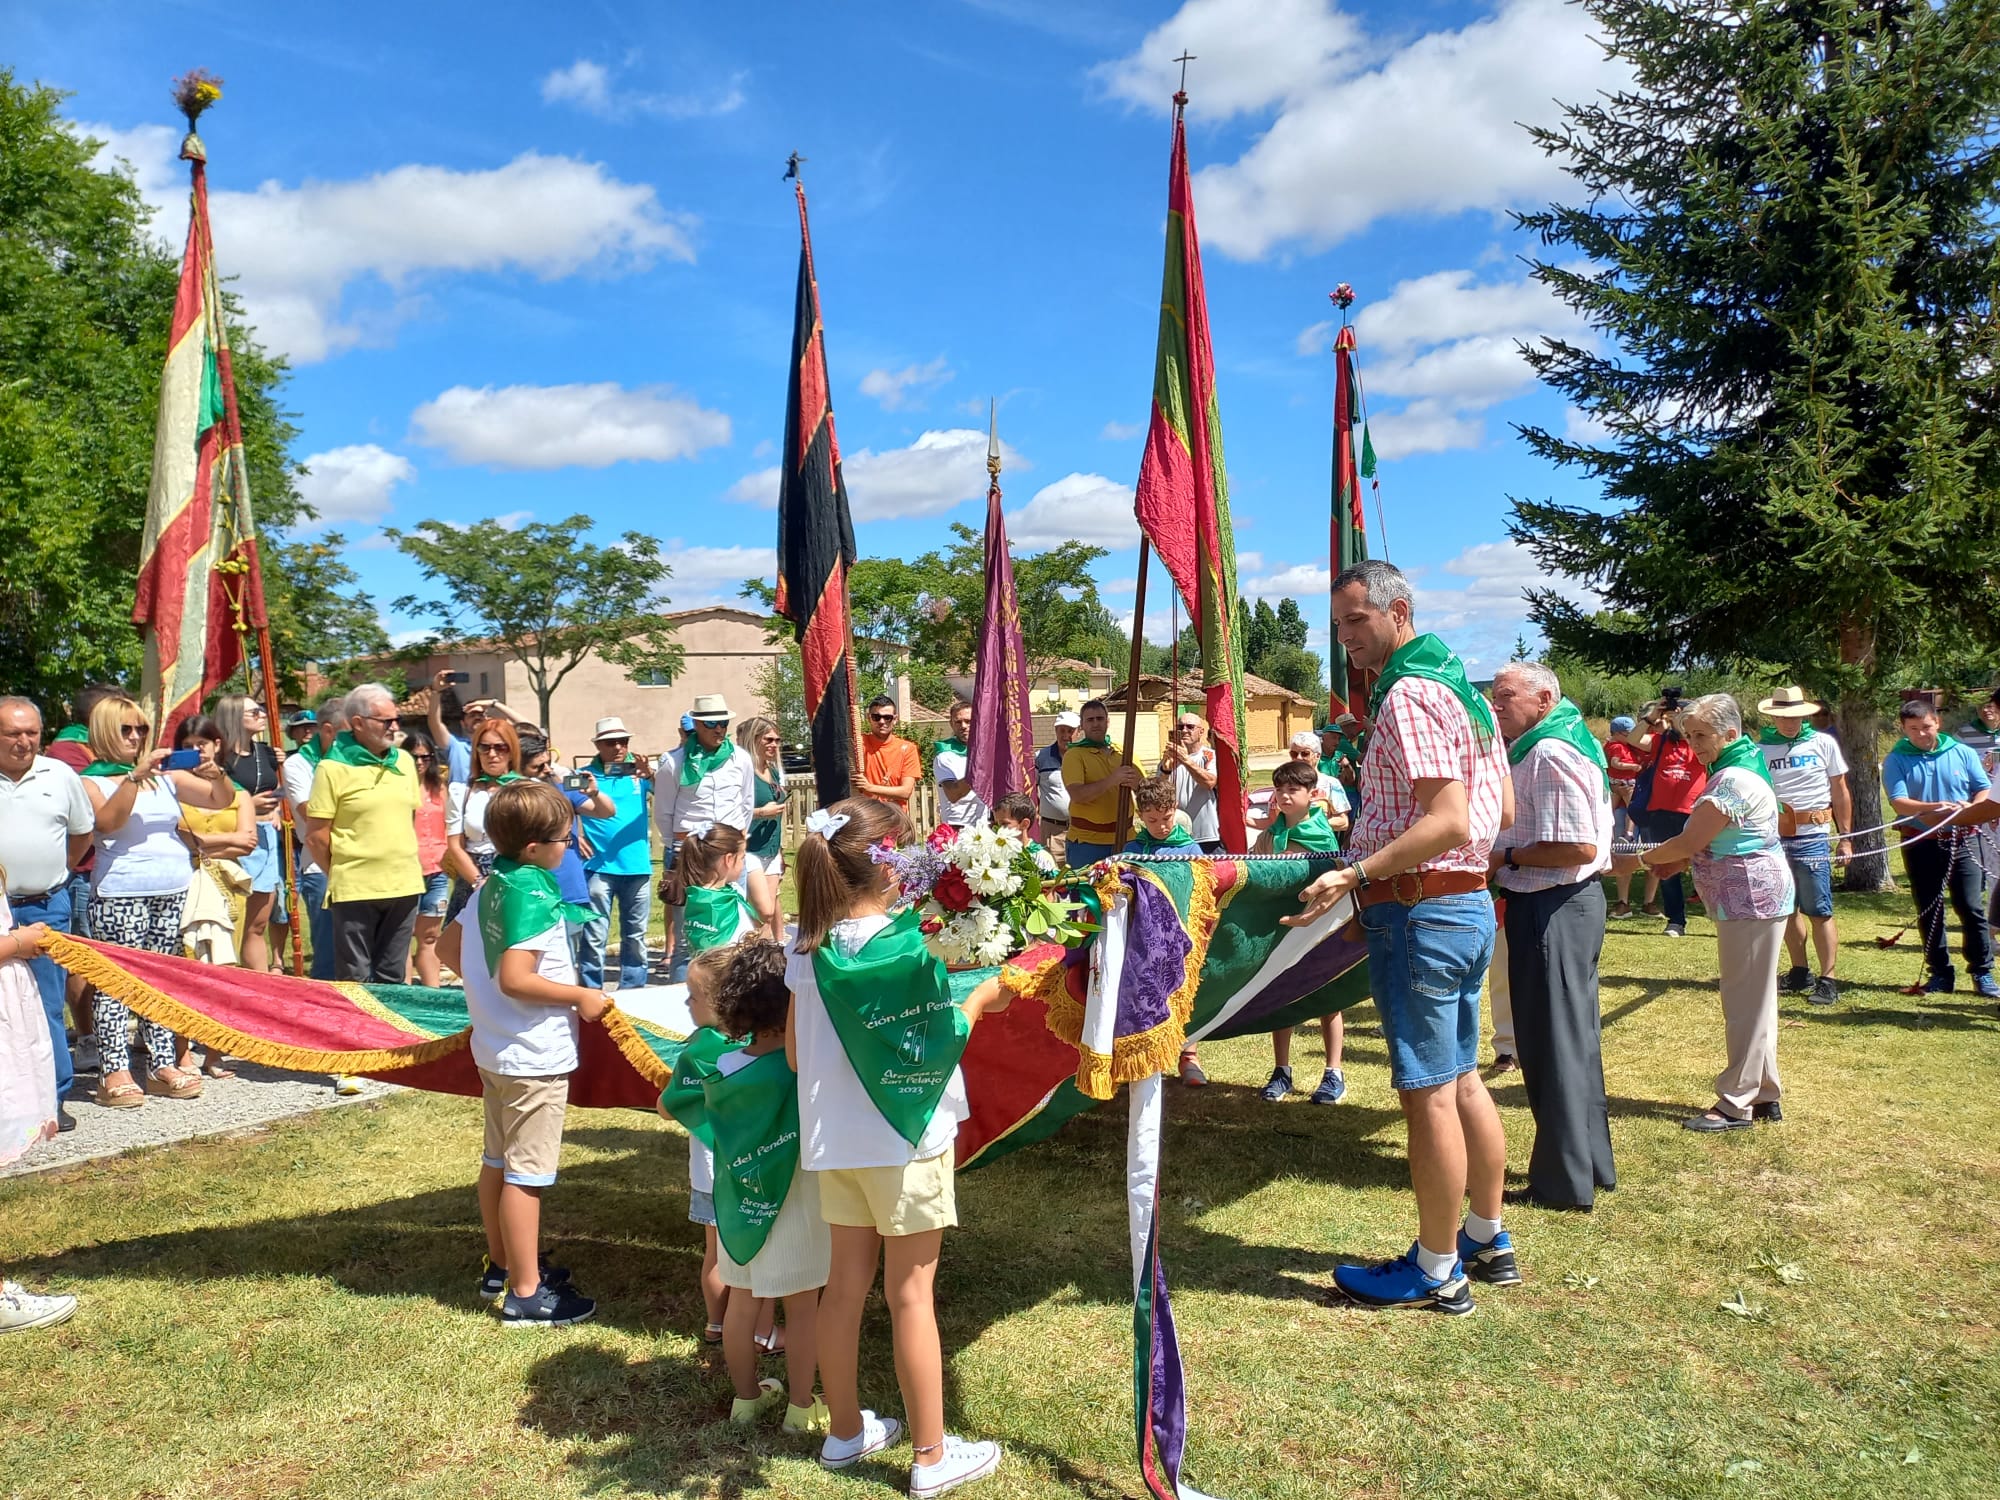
[135,122,264,742]
[1133,108,1249,849]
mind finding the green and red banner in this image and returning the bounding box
[1329,323,1371,717]
[1133,108,1249,850]
[135,126,263,744]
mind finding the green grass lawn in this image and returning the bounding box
[4,888,1998,1499]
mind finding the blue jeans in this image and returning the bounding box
[1065,839,1115,869]
[583,871,652,990]
[1643,810,1689,925]
[13,885,74,1102]
[1782,832,1834,919]
[300,868,335,981]
[1357,890,1494,1091]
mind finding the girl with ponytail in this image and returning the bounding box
[659,823,758,956]
[782,798,1009,1491]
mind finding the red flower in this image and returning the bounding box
[920,915,944,936]
[927,822,959,851]
[933,867,975,913]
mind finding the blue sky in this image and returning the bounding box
[15,0,1624,675]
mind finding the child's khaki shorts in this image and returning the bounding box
[816,1150,956,1236]
[479,1069,568,1187]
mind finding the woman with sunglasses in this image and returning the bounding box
[77,694,237,1107]
[736,716,789,941]
[215,693,285,973]
[403,731,451,985]
[444,719,521,925]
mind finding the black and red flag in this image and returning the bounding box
[773,167,862,806]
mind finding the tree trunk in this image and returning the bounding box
[1837,695,1895,892]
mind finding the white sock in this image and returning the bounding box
[1413,1240,1458,1281]
[1463,1211,1502,1245]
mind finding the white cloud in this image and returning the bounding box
[295,444,416,529]
[540,58,747,121]
[1006,473,1138,550]
[726,428,1024,522]
[388,627,434,648]
[410,383,731,470]
[1294,320,1335,357]
[859,356,953,411]
[1100,420,1144,441]
[1414,538,1600,665]
[1242,561,1333,600]
[1093,0,1362,119]
[1564,405,1613,444]
[1368,399,1485,460]
[663,542,776,608]
[80,121,697,363]
[1095,0,1624,262]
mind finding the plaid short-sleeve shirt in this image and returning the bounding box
[1492,739,1614,892]
[1350,677,1509,875]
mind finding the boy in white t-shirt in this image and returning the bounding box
[437,780,609,1329]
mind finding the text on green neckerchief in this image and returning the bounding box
[323,732,404,774]
[1756,722,1816,747]
[1270,806,1342,853]
[1507,697,1610,795]
[659,1026,735,1149]
[1708,734,1774,787]
[477,857,595,971]
[811,906,969,1147]
[1890,731,1963,760]
[680,737,734,787]
[684,883,760,954]
[703,1049,803,1265]
[1369,633,1496,742]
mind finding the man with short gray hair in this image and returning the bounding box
[304,683,423,983]
[1487,663,1616,1211]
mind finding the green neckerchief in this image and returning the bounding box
[299,736,325,768]
[684,883,759,954]
[1890,731,1963,761]
[1270,806,1341,853]
[473,770,522,788]
[323,731,404,775]
[811,906,970,1147]
[679,737,734,787]
[1709,734,1774,787]
[1507,696,1610,795]
[659,1026,735,1149]
[53,725,88,744]
[1368,633,1496,742]
[1756,722,1816,747]
[935,737,967,756]
[1129,824,1195,853]
[81,760,135,777]
[702,1048,803,1265]
[477,857,594,971]
[1071,736,1112,751]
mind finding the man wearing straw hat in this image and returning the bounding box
[1755,687,1852,1007]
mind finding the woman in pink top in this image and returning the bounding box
[406,731,450,985]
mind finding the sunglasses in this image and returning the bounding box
[596,737,630,746]
[412,753,434,763]
[478,742,511,754]
[120,722,150,736]
[869,713,896,723]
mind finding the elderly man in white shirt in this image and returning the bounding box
[0,697,94,1121]
[654,693,755,980]
[1487,662,1617,1212]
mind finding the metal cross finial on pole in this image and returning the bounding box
[783,150,807,182]
[1172,50,1196,111]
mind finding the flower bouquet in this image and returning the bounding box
[873,824,1096,968]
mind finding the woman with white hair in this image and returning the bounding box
[1635,693,1793,1131]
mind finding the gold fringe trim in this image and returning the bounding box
[37,932,470,1075]
[601,1004,674,1090]
[338,982,445,1039]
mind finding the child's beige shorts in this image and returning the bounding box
[815,1150,956,1236]
[479,1069,568,1186]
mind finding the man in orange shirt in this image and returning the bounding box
[854,694,921,811]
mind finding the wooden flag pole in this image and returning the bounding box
[1115,538,1151,848]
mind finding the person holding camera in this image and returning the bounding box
[1634,689,1706,938]
[518,732,613,970]
[579,717,656,991]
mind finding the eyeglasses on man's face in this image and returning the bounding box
[355,714,399,728]
[596,737,629,748]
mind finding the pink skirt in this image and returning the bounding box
[0,950,57,1169]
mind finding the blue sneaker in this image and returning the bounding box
[1975,973,2000,1001]
[1455,1226,1522,1287]
[1309,1069,1346,1105]
[478,1253,571,1302]
[1334,1245,1473,1314]
[1925,969,1955,995]
[498,1280,596,1329]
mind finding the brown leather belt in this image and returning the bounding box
[1356,869,1490,908]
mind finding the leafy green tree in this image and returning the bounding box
[387,514,684,728]
[1509,0,2000,889]
[1274,597,1309,652]
[0,76,337,711]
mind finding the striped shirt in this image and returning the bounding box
[1493,739,1613,892]
[1350,677,1509,876]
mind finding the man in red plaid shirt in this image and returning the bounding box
[1290,560,1518,1314]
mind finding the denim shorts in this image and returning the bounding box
[240,822,284,894]
[1357,890,1495,1091]
[1782,833,1834,919]
[689,1189,717,1227]
[418,869,451,919]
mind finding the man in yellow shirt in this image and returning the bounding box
[305,682,423,983]
[1060,698,1140,868]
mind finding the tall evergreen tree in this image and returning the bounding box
[1510,0,2000,889]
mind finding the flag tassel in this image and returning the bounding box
[1115,539,1152,848]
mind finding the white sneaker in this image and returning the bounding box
[332,1075,364,1096]
[820,1410,903,1469]
[909,1436,1001,1497]
[0,1281,77,1334]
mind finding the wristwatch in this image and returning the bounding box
[1504,848,1518,870]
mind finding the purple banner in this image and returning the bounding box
[967,478,1036,814]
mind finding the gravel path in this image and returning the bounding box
[4,1061,398,1179]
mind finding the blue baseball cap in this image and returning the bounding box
[1609,715,1636,734]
